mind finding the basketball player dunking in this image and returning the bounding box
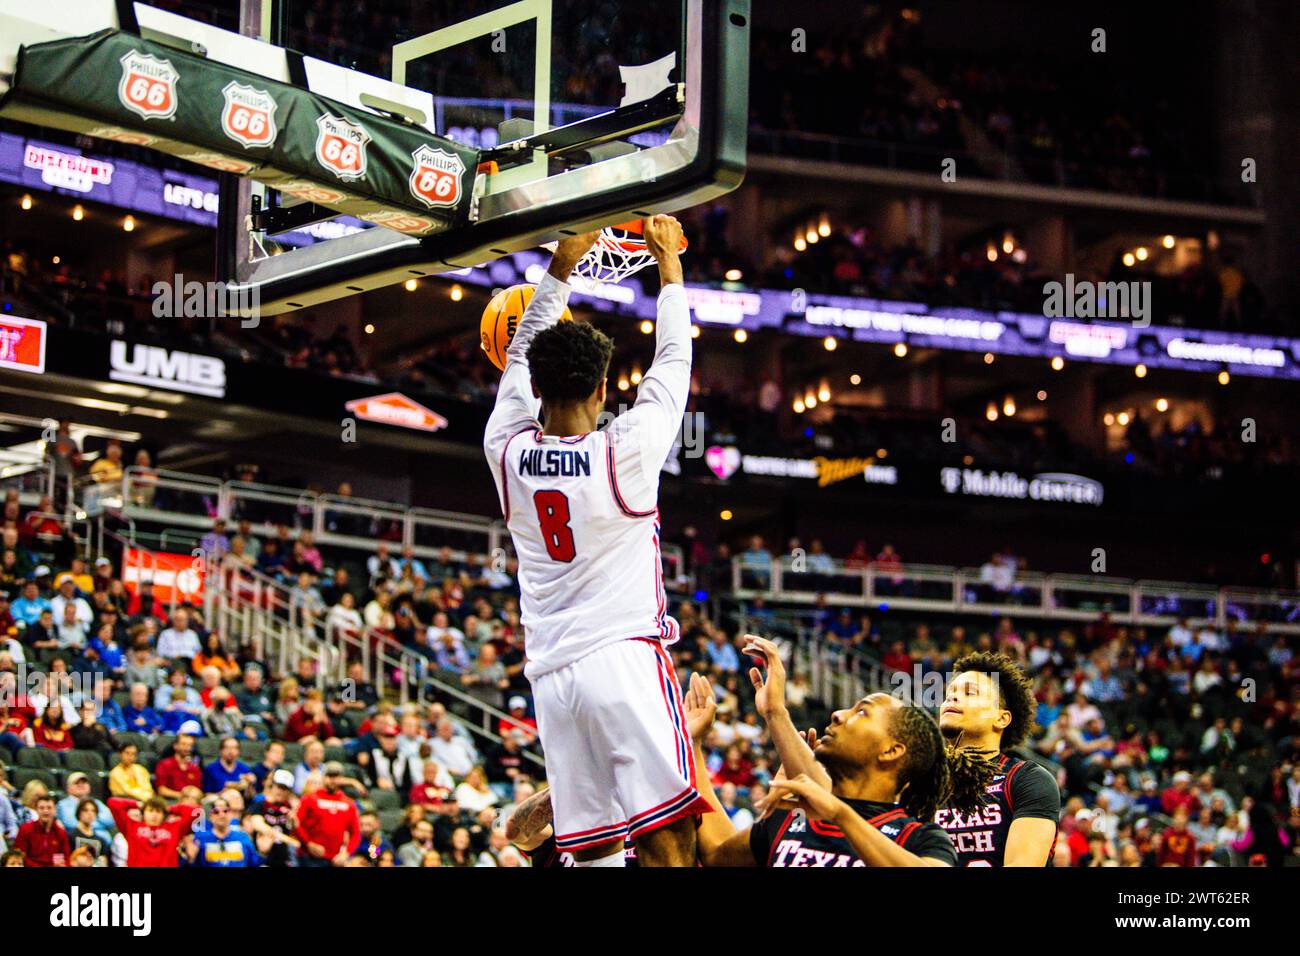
[484,216,706,867]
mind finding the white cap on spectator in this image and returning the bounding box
[95,557,112,567]
[33,565,51,577]
[272,769,295,789]
[178,720,202,736]
[508,696,527,710]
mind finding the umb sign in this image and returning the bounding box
[0,316,47,374]
[345,392,449,432]
[109,340,227,398]
[117,50,179,121]
[408,145,464,208]
[220,82,278,149]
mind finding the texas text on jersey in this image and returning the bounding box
[749,800,957,867]
[934,753,1060,866]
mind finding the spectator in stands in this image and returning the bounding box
[368,544,400,587]
[428,719,476,779]
[367,724,417,793]
[155,733,203,799]
[187,796,260,867]
[284,691,336,744]
[51,576,92,630]
[109,742,154,801]
[14,794,69,867]
[249,740,286,793]
[157,608,201,662]
[396,817,436,867]
[202,737,255,795]
[157,667,204,724]
[193,634,240,683]
[70,700,112,755]
[293,740,328,793]
[739,535,773,588]
[11,581,50,627]
[295,762,361,867]
[706,630,741,672]
[32,702,74,752]
[274,677,301,729]
[234,666,274,735]
[121,683,164,736]
[109,795,199,868]
[56,772,114,844]
[461,642,509,709]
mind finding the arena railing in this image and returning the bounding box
[118,465,505,559]
[731,556,1300,635]
[112,464,692,591]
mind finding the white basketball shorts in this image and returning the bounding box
[532,637,709,852]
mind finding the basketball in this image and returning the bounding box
[480,284,573,371]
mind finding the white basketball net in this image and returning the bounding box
[570,226,658,285]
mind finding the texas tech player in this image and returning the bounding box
[483,218,706,867]
[686,669,979,867]
[936,652,1061,866]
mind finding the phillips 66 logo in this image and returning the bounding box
[315,114,370,181]
[220,82,278,149]
[409,145,465,208]
[118,51,179,121]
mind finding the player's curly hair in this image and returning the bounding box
[526,321,614,405]
[951,651,1037,749]
[890,705,998,820]
[890,706,947,821]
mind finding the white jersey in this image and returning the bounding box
[484,272,691,679]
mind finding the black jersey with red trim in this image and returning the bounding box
[933,753,1060,867]
[520,835,639,868]
[749,799,957,867]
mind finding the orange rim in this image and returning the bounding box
[609,219,689,252]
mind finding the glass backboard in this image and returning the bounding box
[222,0,749,313]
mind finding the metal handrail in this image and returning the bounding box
[731,557,1300,635]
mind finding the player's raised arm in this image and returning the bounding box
[484,231,601,500]
[744,636,833,790]
[684,672,757,866]
[605,215,693,510]
[487,231,601,423]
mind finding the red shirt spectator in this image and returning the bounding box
[1157,824,1199,867]
[15,799,70,867]
[295,777,361,862]
[31,706,74,752]
[1160,775,1200,817]
[284,700,335,742]
[108,797,200,867]
[155,748,203,796]
[410,782,454,811]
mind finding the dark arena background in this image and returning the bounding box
[0,0,1296,937]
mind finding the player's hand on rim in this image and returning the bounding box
[683,671,717,743]
[641,214,684,262]
[547,229,604,280]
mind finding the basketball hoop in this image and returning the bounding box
[568,220,689,285]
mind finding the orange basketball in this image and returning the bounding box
[480,284,573,371]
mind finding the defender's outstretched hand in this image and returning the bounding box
[743,634,788,721]
[684,671,717,743]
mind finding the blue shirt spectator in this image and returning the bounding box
[706,636,740,672]
[190,824,261,867]
[11,587,51,626]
